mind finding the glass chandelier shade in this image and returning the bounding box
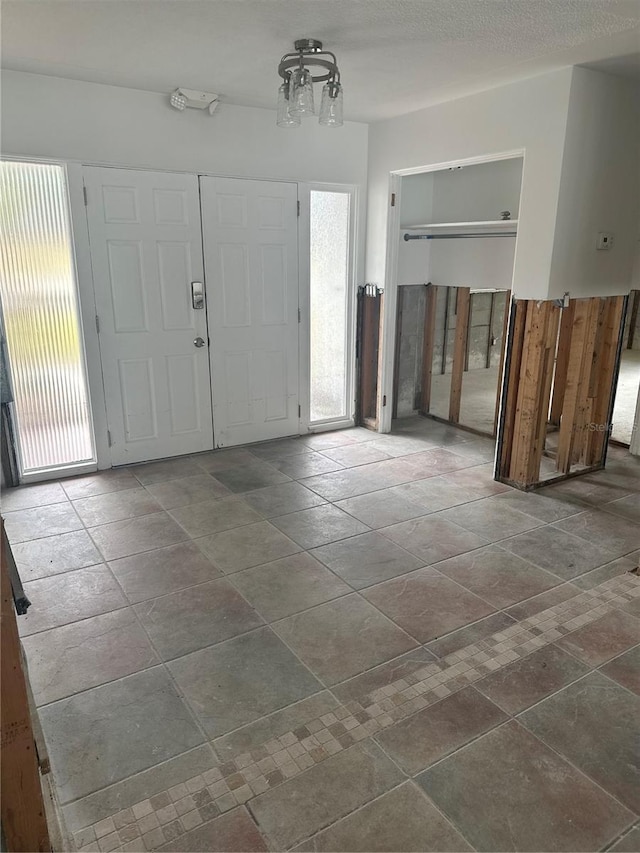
[289,68,315,117]
[319,81,343,127]
[277,39,343,128]
[276,79,300,127]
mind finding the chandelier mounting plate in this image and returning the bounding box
[294,38,323,52]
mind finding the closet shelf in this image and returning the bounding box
[403,219,518,231]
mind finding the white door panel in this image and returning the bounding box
[201,177,299,447]
[84,167,213,465]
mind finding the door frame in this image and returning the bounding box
[379,149,525,434]
[298,182,358,434]
[4,156,360,469]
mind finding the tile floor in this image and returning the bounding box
[3,416,640,853]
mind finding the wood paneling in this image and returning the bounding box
[498,295,626,489]
[356,285,383,429]
[1,520,50,852]
[497,298,527,480]
[508,300,561,486]
[448,287,471,423]
[549,299,574,427]
[493,290,511,436]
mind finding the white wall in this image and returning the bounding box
[1,69,369,462]
[0,71,368,188]
[397,172,433,285]
[399,172,434,227]
[548,67,640,300]
[397,158,522,290]
[430,158,522,225]
[429,239,516,291]
[366,69,574,301]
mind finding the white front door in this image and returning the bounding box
[84,167,213,465]
[200,177,300,447]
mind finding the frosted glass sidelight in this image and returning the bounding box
[310,191,350,422]
[0,161,95,474]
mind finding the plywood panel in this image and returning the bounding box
[556,298,600,474]
[509,300,560,486]
[584,296,625,466]
[356,286,382,427]
[1,521,50,852]
[498,295,625,489]
[497,298,526,479]
[549,299,574,427]
[493,290,511,436]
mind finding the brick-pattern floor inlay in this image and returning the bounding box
[75,571,640,852]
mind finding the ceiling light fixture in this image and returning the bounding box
[169,88,219,115]
[277,39,343,128]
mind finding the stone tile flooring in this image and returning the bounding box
[3,416,640,852]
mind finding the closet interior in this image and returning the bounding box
[392,157,523,437]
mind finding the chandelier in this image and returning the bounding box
[277,39,343,128]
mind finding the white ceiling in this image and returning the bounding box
[2,0,640,122]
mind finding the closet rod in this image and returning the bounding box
[404,232,517,241]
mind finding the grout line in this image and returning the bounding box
[71,572,640,851]
[8,426,639,852]
[513,696,640,821]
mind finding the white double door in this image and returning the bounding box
[84,167,299,464]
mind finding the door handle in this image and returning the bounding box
[191,281,205,309]
[193,337,206,348]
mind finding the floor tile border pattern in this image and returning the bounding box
[73,571,640,852]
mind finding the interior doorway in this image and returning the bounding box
[391,157,522,438]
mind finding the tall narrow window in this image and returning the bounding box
[309,190,351,423]
[0,161,94,476]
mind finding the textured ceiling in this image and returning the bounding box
[2,0,640,122]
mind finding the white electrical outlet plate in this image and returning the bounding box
[596,232,613,250]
